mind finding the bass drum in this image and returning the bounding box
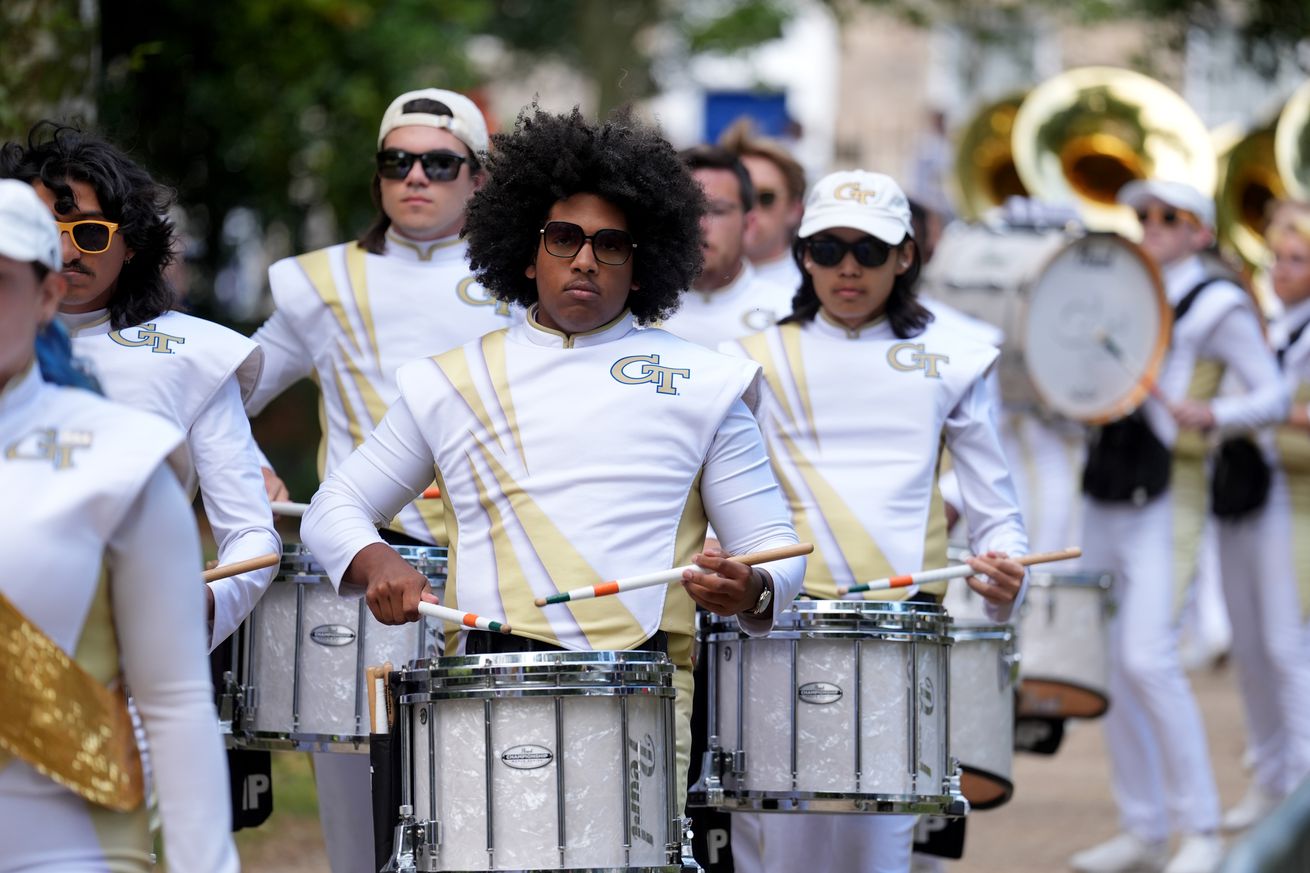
[920,223,1169,423]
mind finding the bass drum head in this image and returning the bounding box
[1025,233,1170,423]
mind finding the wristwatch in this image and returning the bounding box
[744,571,774,616]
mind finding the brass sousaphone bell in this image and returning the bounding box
[952,93,1031,220]
[1011,66,1217,236]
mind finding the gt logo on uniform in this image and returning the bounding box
[610,354,691,395]
[456,276,513,317]
[110,323,185,355]
[887,342,949,379]
[4,428,93,470]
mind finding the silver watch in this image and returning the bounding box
[745,573,773,616]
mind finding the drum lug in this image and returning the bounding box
[383,805,440,873]
[944,759,970,818]
[678,816,703,871]
[691,741,728,806]
[731,748,747,777]
[217,670,240,725]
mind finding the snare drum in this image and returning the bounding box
[697,601,965,816]
[949,622,1017,810]
[226,544,446,751]
[388,651,683,872]
[1016,572,1113,719]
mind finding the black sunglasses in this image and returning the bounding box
[807,235,892,268]
[1134,205,1193,227]
[376,148,468,182]
[540,221,637,266]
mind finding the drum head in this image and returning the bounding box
[1024,234,1170,423]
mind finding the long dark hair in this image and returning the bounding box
[0,122,176,330]
[779,234,932,338]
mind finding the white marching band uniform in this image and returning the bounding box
[1080,254,1288,845]
[245,229,518,873]
[61,308,279,650]
[751,252,804,295]
[0,365,237,873]
[1216,297,1310,806]
[660,261,797,349]
[301,307,806,807]
[722,311,1029,873]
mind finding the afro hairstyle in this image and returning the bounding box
[464,105,705,325]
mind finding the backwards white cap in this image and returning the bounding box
[377,88,489,155]
[0,179,61,272]
[1118,179,1215,229]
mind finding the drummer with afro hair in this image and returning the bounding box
[301,105,807,808]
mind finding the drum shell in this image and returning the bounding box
[231,544,445,751]
[1016,572,1113,719]
[948,622,1017,810]
[395,651,681,872]
[700,601,962,815]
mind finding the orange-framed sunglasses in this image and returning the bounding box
[54,219,121,255]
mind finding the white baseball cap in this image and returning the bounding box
[1117,179,1215,229]
[798,170,914,245]
[0,179,61,272]
[377,88,489,155]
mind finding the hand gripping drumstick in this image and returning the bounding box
[271,487,441,518]
[837,547,1082,595]
[202,552,281,583]
[535,543,815,607]
[417,600,511,634]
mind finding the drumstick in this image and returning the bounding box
[202,552,281,583]
[416,600,511,634]
[273,487,439,518]
[837,547,1081,595]
[1095,330,1166,402]
[535,543,815,607]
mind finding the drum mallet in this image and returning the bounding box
[272,487,439,518]
[417,601,511,634]
[838,547,1082,595]
[202,552,282,583]
[535,543,815,606]
[1095,330,1166,402]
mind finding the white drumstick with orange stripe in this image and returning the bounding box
[417,600,511,634]
[838,547,1081,595]
[535,543,814,607]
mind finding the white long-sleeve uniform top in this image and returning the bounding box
[1142,255,1288,448]
[723,311,1029,621]
[752,252,803,294]
[302,308,805,651]
[1270,298,1310,474]
[0,366,236,873]
[660,260,796,349]
[63,309,279,649]
[247,232,517,545]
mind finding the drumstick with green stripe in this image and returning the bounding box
[417,600,511,634]
[535,543,814,607]
[837,547,1081,595]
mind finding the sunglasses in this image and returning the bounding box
[540,221,637,266]
[807,235,892,268]
[756,190,779,208]
[1134,205,1196,228]
[376,148,468,182]
[54,219,121,255]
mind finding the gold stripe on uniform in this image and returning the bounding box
[737,333,797,426]
[433,349,507,456]
[481,332,528,470]
[297,249,362,358]
[344,245,381,365]
[779,323,820,445]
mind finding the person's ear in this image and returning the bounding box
[895,240,916,276]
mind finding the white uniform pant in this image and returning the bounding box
[1082,493,1221,839]
[314,752,375,873]
[999,414,1084,554]
[731,813,916,872]
[1217,472,1310,796]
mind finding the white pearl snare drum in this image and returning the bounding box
[1016,571,1114,719]
[224,544,445,751]
[949,622,1018,809]
[388,651,684,872]
[696,601,965,816]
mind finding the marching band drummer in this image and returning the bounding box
[720,170,1029,873]
[0,179,238,871]
[1213,207,1310,831]
[1072,181,1288,873]
[1,124,280,651]
[301,106,807,809]
[242,88,511,873]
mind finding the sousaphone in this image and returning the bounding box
[952,93,1030,220]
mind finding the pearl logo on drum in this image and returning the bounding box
[309,624,357,647]
[628,733,657,846]
[500,744,554,770]
[798,681,843,705]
